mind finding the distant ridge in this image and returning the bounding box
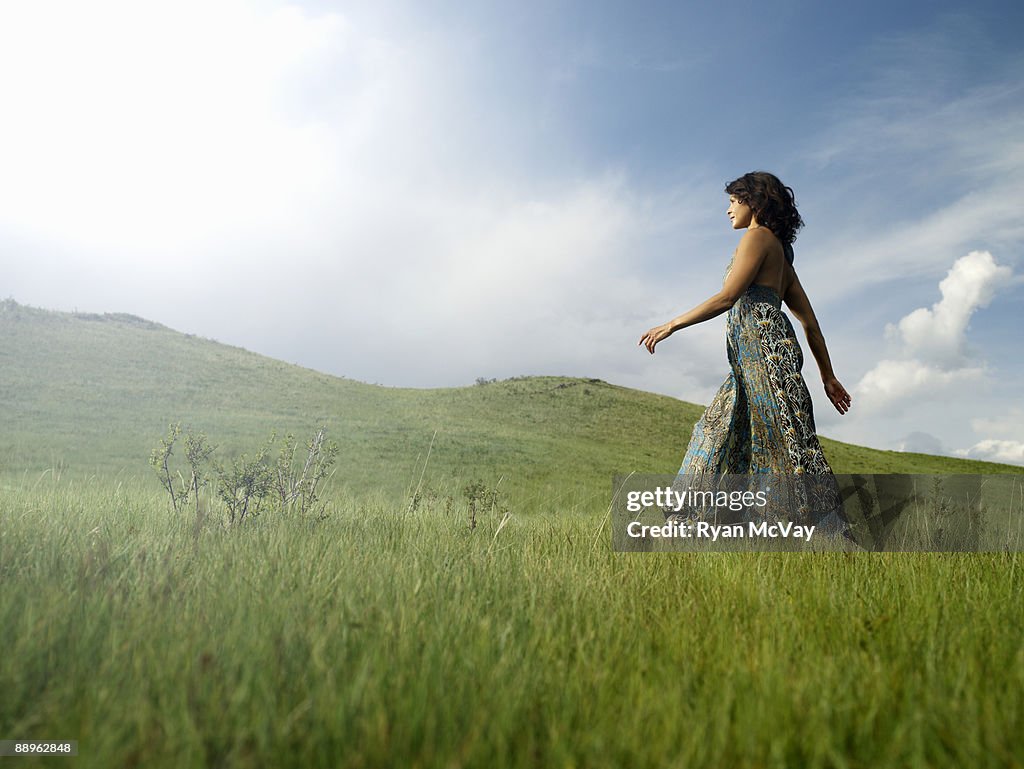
[2,299,1019,511]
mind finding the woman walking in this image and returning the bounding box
[639,171,850,530]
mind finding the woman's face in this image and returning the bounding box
[727,194,754,230]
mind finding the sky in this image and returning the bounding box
[1,0,1023,465]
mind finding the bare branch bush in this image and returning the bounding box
[149,422,189,514]
[214,448,273,525]
[184,430,214,517]
[150,425,339,526]
[272,426,338,520]
[463,479,508,531]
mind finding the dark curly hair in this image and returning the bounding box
[725,171,804,264]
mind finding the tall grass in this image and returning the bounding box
[2,476,1022,768]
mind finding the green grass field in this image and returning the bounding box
[3,299,1023,767]
[3,479,1022,768]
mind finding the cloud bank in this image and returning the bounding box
[853,251,1011,413]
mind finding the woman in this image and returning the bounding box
[638,171,851,531]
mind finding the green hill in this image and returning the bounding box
[1,298,1019,512]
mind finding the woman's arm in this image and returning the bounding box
[783,274,852,414]
[639,230,769,353]
[782,274,833,379]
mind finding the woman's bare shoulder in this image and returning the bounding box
[742,227,778,246]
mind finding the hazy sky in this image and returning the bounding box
[2,0,1023,465]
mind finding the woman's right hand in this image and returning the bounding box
[638,323,674,354]
[824,377,852,415]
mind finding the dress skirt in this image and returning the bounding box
[672,283,847,532]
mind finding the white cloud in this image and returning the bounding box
[971,408,1024,441]
[854,359,986,412]
[0,1,347,253]
[956,408,1024,467]
[884,251,1011,366]
[955,440,1024,467]
[895,431,946,455]
[0,0,742,401]
[853,251,1011,412]
[261,172,725,390]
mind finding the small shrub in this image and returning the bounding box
[214,448,273,524]
[463,479,508,531]
[149,423,189,514]
[150,424,338,526]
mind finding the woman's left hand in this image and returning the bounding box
[639,324,673,354]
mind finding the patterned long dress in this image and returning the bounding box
[670,259,847,533]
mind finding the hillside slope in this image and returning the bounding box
[2,299,1019,512]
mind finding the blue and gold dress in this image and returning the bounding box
[672,255,847,532]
